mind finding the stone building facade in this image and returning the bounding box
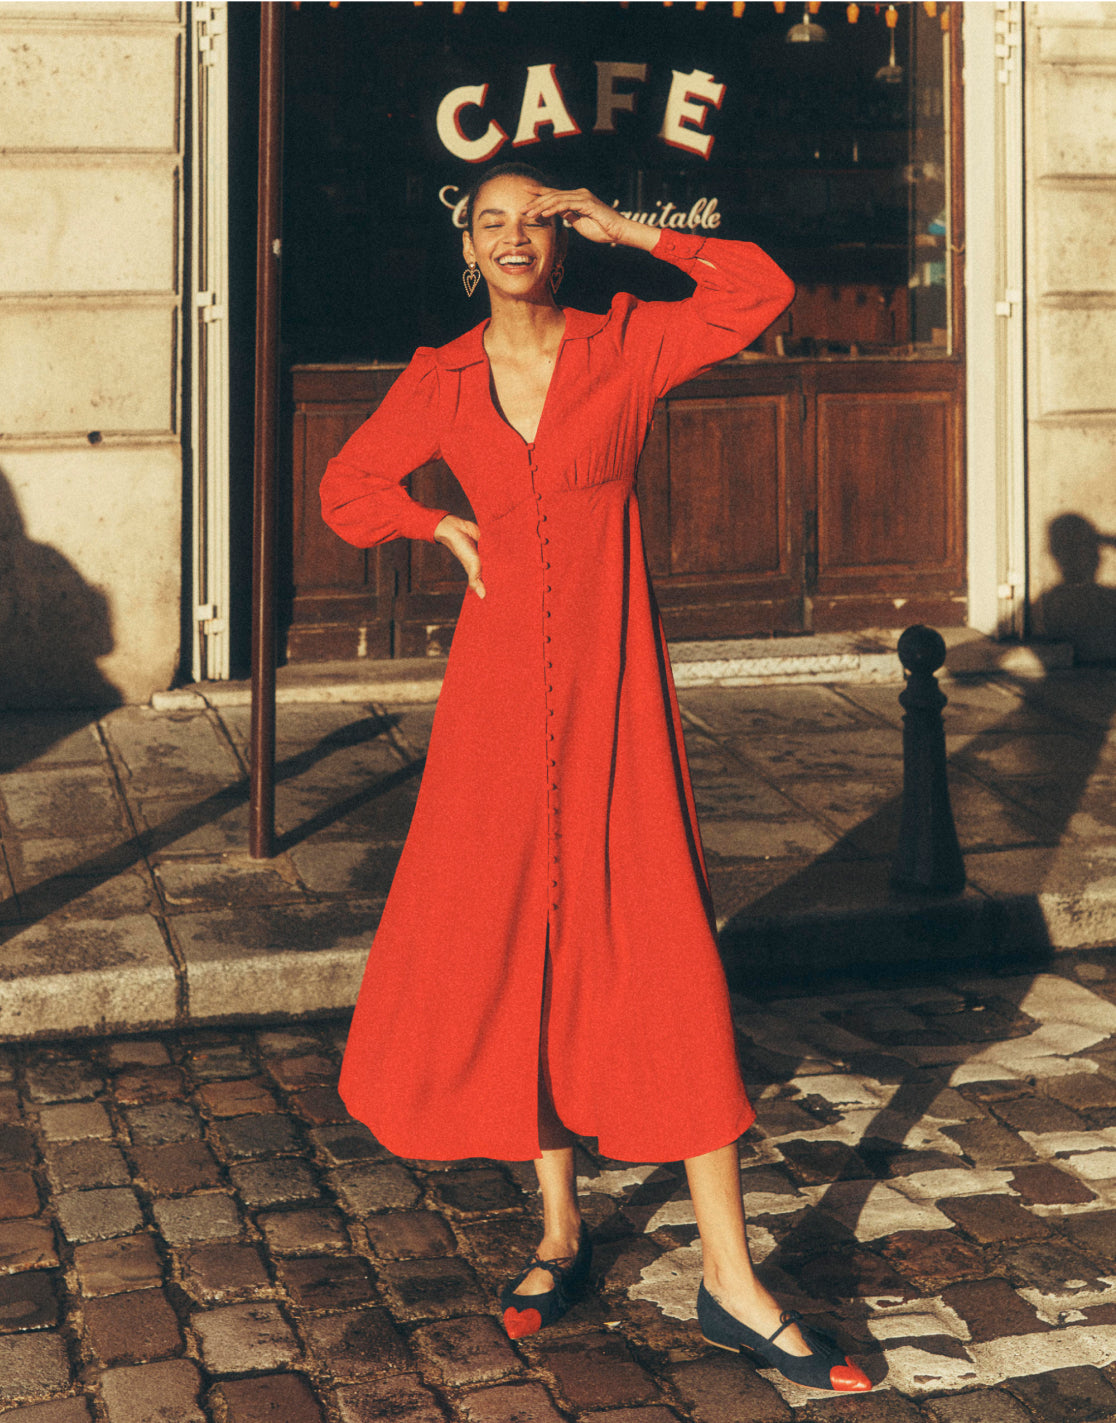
[1024,1,1116,661]
[0,1,186,705]
[0,1,1113,706]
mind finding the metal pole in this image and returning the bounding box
[249,1,284,858]
[890,625,966,894]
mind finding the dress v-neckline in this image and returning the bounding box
[481,314,567,448]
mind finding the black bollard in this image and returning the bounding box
[890,625,966,894]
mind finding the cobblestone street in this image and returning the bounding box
[3,672,1116,1418]
[7,956,1116,1419]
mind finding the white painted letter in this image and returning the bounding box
[594,61,648,133]
[436,83,507,164]
[438,185,470,229]
[513,64,580,147]
[659,69,725,159]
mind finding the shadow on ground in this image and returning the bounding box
[0,712,421,933]
[708,660,1116,984]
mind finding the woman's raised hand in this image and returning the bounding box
[435,515,486,600]
[522,187,659,252]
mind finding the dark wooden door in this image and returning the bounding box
[809,360,967,630]
[287,356,964,661]
[638,364,804,641]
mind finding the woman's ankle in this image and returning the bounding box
[540,1209,582,1248]
[702,1259,763,1302]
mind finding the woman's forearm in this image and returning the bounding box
[611,214,661,254]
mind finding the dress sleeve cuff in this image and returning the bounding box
[651,228,707,268]
[414,506,451,543]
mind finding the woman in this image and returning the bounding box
[320,163,871,1394]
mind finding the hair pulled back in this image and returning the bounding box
[461,161,557,233]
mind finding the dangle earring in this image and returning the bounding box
[549,260,565,296]
[463,262,481,298]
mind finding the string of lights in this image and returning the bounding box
[288,1,951,30]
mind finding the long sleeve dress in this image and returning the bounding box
[321,228,795,1164]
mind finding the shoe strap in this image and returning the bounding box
[523,1224,586,1281]
[766,1310,804,1347]
[524,1250,577,1280]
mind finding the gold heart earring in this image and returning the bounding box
[463,263,481,298]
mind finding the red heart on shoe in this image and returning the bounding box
[503,1305,543,1339]
[830,1358,872,1391]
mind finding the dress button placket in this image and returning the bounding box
[529,444,560,919]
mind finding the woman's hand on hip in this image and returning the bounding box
[435,515,486,599]
[522,187,659,253]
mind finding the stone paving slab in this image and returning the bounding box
[3,957,1116,1416]
[0,669,1114,1042]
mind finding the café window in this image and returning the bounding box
[282,0,954,365]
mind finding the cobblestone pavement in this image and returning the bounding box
[6,953,1116,1418]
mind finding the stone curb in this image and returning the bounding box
[3,883,1115,1041]
[0,933,370,1043]
[151,631,1075,709]
[719,896,1056,989]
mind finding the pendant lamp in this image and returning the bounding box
[786,3,827,42]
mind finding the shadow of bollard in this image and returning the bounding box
[890,624,966,895]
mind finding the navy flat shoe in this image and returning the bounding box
[697,1281,871,1392]
[499,1221,592,1339]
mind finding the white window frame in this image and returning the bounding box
[964,0,1027,638]
[189,1,231,680]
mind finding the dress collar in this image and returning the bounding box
[433,306,611,371]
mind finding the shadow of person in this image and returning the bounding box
[0,468,122,720]
[1032,512,1116,664]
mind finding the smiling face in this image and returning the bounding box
[462,173,563,303]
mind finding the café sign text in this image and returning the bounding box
[436,61,727,163]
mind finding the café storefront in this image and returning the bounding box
[279,0,964,662]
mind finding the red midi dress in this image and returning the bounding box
[321,229,795,1164]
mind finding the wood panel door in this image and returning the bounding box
[287,356,964,660]
[638,364,804,639]
[809,361,966,630]
[290,391,395,661]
